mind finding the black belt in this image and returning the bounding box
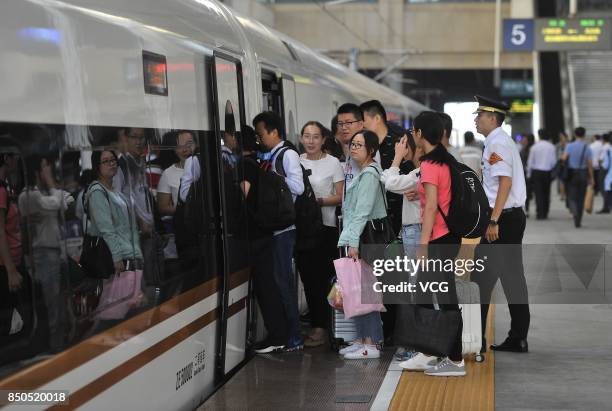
[501,207,522,214]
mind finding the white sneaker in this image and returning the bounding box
[339,342,363,355]
[399,352,437,370]
[343,344,380,360]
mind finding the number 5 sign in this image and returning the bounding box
[503,19,534,51]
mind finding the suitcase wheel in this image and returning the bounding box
[475,353,484,363]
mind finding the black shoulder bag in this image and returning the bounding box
[359,166,396,265]
[80,183,115,279]
[565,143,588,182]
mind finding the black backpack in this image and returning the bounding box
[276,143,323,249]
[438,158,491,239]
[252,150,296,232]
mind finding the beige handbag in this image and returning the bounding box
[584,186,594,214]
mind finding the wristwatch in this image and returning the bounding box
[489,219,498,226]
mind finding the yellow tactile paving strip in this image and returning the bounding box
[389,306,495,411]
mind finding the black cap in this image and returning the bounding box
[473,95,510,115]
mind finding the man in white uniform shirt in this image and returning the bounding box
[527,129,557,219]
[471,95,530,354]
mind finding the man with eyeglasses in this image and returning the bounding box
[114,127,162,297]
[360,100,409,235]
[336,103,364,191]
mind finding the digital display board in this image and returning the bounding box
[143,51,168,96]
[534,18,612,51]
[510,99,534,114]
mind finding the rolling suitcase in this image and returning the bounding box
[330,308,358,351]
[329,217,358,352]
[455,279,484,362]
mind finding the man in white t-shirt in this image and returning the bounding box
[157,131,195,259]
[158,131,195,211]
[438,112,464,163]
[460,131,483,179]
[590,134,603,195]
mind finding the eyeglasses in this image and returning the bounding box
[302,134,322,140]
[350,142,364,149]
[177,142,194,149]
[337,120,361,129]
[101,159,118,166]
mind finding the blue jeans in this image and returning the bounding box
[272,229,300,342]
[401,224,421,259]
[354,311,383,342]
[33,247,64,351]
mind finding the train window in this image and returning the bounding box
[143,51,168,96]
[0,123,216,379]
[261,71,281,113]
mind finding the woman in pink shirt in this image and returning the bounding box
[400,111,465,377]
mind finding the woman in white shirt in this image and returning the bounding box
[157,131,195,214]
[296,121,344,348]
[156,131,195,258]
[380,134,423,362]
[381,135,423,256]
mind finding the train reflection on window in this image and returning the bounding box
[0,123,213,378]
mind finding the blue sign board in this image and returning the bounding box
[501,79,534,97]
[503,19,534,51]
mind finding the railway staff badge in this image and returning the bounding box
[488,152,503,165]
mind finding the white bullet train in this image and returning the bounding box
[0,1,426,410]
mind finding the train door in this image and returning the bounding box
[260,71,300,144]
[210,53,250,381]
[280,76,299,145]
[261,70,281,114]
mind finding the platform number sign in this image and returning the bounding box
[504,19,534,51]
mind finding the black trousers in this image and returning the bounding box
[524,177,533,213]
[251,236,288,345]
[566,171,588,226]
[418,232,463,361]
[473,208,530,343]
[531,170,552,219]
[295,226,338,330]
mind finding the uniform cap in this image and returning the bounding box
[473,95,509,115]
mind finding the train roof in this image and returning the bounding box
[0,0,427,127]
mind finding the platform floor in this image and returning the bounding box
[200,347,393,410]
[201,193,612,410]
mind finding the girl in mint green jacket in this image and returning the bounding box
[85,150,142,273]
[337,130,386,360]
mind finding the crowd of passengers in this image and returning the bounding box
[245,101,482,378]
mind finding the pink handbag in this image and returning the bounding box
[96,270,143,320]
[333,258,385,320]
